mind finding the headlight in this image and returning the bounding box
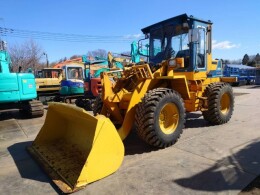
[168,59,176,67]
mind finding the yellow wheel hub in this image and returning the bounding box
[159,103,179,134]
[220,93,230,114]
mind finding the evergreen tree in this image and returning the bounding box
[242,54,249,65]
[255,53,260,65]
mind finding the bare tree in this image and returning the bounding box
[70,55,81,60]
[87,49,107,59]
[8,39,44,72]
[230,59,242,64]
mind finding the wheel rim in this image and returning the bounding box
[159,103,179,134]
[220,93,230,114]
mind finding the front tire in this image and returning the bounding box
[135,88,186,148]
[75,98,93,111]
[92,94,103,116]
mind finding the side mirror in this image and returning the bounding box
[138,37,149,56]
[188,28,199,43]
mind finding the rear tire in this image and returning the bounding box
[135,88,185,148]
[202,82,234,125]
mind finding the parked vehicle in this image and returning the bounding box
[0,40,43,117]
[35,68,62,96]
[28,14,235,193]
[223,64,256,86]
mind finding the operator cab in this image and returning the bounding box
[139,14,212,72]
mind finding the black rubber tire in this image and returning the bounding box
[135,88,186,148]
[75,98,93,110]
[20,100,44,118]
[92,94,103,116]
[231,82,240,87]
[202,82,220,122]
[75,98,84,108]
[202,82,234,125]
[82,99,94,111]
[246,79,251,85]
[52,95,62,102]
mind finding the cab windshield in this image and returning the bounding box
[149,25,189,64]
[42,69,62,78]
[67,67,83,80]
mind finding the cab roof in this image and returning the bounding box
[141,13,212,34]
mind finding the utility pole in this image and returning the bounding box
[43,52,49,67]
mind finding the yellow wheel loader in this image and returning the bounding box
[28,14,235,193]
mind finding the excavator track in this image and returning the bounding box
[20,100,44,118]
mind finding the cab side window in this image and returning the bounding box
[197,28,206,69]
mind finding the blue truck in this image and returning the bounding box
[0,41,44,117]
[223,64,256,86]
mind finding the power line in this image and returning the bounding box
[0,27,142,43]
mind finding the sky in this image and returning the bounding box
[0,0,259,63]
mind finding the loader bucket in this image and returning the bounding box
[27,102,124,193]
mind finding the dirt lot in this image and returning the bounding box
[1,85,260,195]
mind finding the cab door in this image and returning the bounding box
[196,27,207,70]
